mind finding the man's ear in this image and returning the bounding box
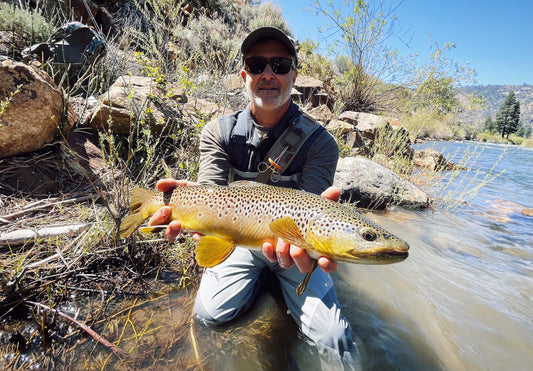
[240,69,247,82]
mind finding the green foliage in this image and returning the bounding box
[172,13,241,74]
[0,85,21,128]
[495,91,521,138]
[298,39,336,87]
[411,70,458,115]
[0,2,54,43]
[312,0,403,113]
[241,1,289,33]
[483,116,496,133]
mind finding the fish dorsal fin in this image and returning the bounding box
[270,217,313,249]
[229,180,265,187]
[195,236,236,267]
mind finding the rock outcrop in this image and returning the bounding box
[87,75,187,134]
[414,148,459,171]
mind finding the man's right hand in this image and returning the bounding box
[147,179,199,243]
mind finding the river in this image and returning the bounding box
[332,141,533,370]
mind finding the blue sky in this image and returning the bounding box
[275,0,533,86]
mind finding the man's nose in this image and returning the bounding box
[261,63,276,78]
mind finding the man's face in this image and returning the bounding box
[241,40,297,113]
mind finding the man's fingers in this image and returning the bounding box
[262,241,276,263]
[276,239,293,269]
[321,185,340,202]
[317,256,338,273]
[290,245,314,273]
[163,220,182,243]
[156,179,199,192]
[148,206,171,226]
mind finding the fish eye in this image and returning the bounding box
[360,228,377,241]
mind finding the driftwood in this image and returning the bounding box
[27,301,128,358]
[0,223,91,246]
[0,194,95,222]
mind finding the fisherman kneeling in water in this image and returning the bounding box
[149,27,357,368]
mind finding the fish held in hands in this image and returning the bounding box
[119,182,409,294]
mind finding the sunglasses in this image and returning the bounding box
[244,57,295,75]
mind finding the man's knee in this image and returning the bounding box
[193,293,245,327]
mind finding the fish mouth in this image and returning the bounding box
[377,250,409,261]
[341,249,409,264]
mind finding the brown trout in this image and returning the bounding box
[119,182,409,295]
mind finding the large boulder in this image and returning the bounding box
[338,111,387,138]
[87,75,187,134]
[334,157,430,210]
[0,59,76,158]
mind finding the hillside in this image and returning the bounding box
[457,84,533,129]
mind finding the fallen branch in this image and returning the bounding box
[0,223,91,246]
[27,301,128,358]
[0,194,95,222]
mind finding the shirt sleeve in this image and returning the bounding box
[197,119,231,185]
[299,129,339,195]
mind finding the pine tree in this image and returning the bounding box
[483,116,496,133]
[495,91,521,139]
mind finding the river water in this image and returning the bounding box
[332,141,533,370]
[183,141,533,370]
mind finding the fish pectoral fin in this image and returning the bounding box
[195,236,236,267]
[270,217,310,248]
[296,259,318,296]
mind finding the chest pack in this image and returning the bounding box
[218,109,324,187]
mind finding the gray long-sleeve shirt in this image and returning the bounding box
[197,103,339,195]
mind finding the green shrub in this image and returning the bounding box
[0,3,54,43]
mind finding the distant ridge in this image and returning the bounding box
[457,84,533,129]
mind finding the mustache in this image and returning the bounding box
[256,82,280,89]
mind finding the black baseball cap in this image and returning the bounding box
[241,27,298,66]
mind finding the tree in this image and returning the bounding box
[312,0,404,112]
[483,116,496,133]
[495,91,521,138]
[311,0,476,116]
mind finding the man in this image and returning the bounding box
[150,27,356,366]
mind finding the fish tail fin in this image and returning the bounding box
[129,187,155,212]
[120,187,158,238]
[119,212,146,238]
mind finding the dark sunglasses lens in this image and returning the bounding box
[245,58,267,74]
[270,58,293,74]
[245,57,293,74]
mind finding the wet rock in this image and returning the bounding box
[414,148,457,171]
[521,208,533,217]
[0,59,76,158]
[334,157,430,210]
